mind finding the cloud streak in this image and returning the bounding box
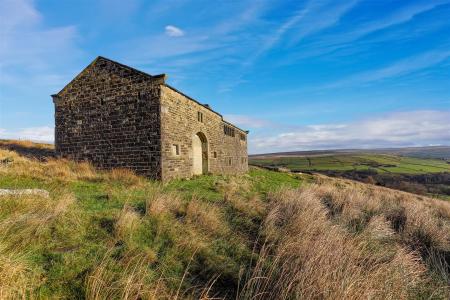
[224,114,275,129]
[0,0,81,88]
[326,49,450,88]
[245,0,360,67]
[283,1,450,62]
[165,25,184,37]
[0,126,54,143]
[250,110,450,153]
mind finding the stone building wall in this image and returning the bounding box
[53,57,164,179]
[159,85,248,181]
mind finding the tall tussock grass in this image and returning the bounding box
[85,250,154,300]
[239,184,450,299]
[0,192,79,299]
[0,192,76,249]
[0,148,145,186]
[0,243,42,299]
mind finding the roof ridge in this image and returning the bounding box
[53,56,166,96]
[96,56,166,80]
[163,84,249,133]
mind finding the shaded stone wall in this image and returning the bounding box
[54,57,163,179]
[160,85,248,180]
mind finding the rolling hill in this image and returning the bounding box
[250,146,450,160]
[0,140,449,299]
[250,150,450,200]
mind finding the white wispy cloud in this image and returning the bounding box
[224,114,274,128]
[287,0,360,45]
[287,1,450,61]
[0,0,81,87]
[122,1,270,72]
[0,126,54,143]
[349,1,450,39]
[249,110,450,153]
[214,0,361,93]
[165,25,184,37]
[326,49,450,88]
[245,0,359,66]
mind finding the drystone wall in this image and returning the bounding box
[160,85,248,181]
[53,58,163,179]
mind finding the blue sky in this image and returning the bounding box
[1,0,449,153]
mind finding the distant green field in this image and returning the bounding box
[250,154,450,174]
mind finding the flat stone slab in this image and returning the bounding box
[0,189,49,198]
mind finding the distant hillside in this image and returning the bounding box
[0,140,449,299]
[250,150,450,200]
[251,146,450,160]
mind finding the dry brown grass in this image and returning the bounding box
[0,190,79,299]
[145,188,184,217]
[86,251,154,300]
[85,248,220,300]
[186,198,227,235]
[0,139,53,150]
[115,205,141,241]
[0,192,76,249]
[0,148,149,186]
[0,148,97,182]
[239,184,450,299]
[215,176,265,218]
[107,168,146,187]
[0,244,42,300]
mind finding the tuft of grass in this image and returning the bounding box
[115,205,141,241]
[146,188,185,218]
[106,168,147,187]
[186,198,228,236]
[0,244,43,299]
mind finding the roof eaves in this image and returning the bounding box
[53,56,101,96]
[163,84,249,134]
[53,56,166,97]
[97,56,157,80]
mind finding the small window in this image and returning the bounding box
[213,151,217,158]
[197,111,203,122]
[224,125,235,137]
[172,144,180,156]
[228,158,232,166]
[241,157,246,164]
[240,133,246,141]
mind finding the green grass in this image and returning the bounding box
[165,168,303,202]
[250,153,450,174]
[0,155,302,298]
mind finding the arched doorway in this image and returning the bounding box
[192,132,208,175]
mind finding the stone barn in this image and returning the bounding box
[52,56,248,181]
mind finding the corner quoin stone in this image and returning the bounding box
[52,56,248,181]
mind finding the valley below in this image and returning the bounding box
[250,147,450,200]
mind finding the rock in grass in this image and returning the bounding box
[0,189,50,198]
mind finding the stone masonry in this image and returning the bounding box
[52,56,248,181]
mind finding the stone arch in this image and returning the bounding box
[192,132,208,175]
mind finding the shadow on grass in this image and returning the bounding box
[0,139,55,160]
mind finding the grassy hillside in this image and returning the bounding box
[0,141,449,299]
[250,153,450,199]
[250,153,450,174]
[250,146,450,160]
